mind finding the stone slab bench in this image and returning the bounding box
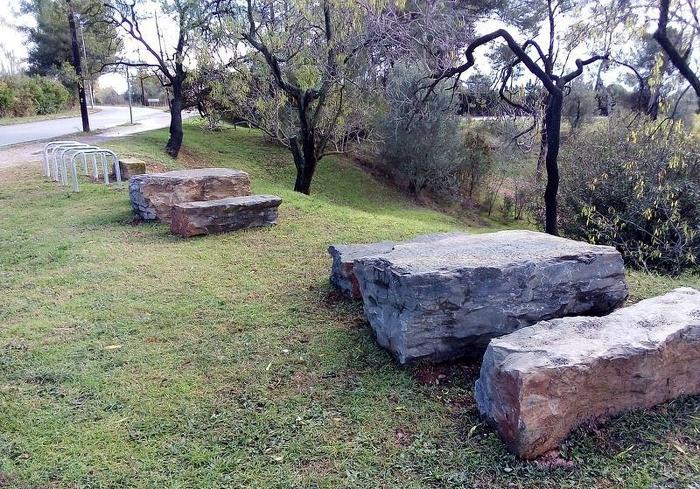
[328,232,463,299]
[129,168,251,222]
[352,230,629,364]
[171,195,282,237]
[475,287,700,459]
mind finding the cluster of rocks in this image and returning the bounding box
[328,230,700,459]
[129,168,281,236]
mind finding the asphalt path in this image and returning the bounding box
[0,105,180,147]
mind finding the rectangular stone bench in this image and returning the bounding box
[129,168,251,222]
[170,195,282,237]
[351,230,629,364]
[328,233,463,299]
[475,287,700,459]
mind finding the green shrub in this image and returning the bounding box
[0,80,13,116]
[35,77,70,114]
[377,64,493,201]
[559,115,700,274]
[0,75,71,118]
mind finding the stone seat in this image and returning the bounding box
[351,230,629,364]
[328,233,464,299]
[129,168,252,222]
[475,287,700,459]
[171,195,282,237]
[117,158,147,180]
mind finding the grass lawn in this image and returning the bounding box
[1,121,699,488]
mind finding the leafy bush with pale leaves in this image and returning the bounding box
[558,115,700,274]
[378,65,493,200]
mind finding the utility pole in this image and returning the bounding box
[67,0,90,132]
[126,66,133,124]
[77,18,94,108]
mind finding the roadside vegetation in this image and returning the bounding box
[1,122,698,488]
[0,75,72,119]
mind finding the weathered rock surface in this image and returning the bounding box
[171,195,282,237]
[475,287,700,459]
[352,230,628,364]
[118,158,147,180]
[328,232,464,299]
[129,168,251,222]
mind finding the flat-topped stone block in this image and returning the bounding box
[352,230,628,364]
[475,288,700,459]
[117,158,146,180]
[171,195,282,237]
[328,232,464,299]
[129,168,251,222]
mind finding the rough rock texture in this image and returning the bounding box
[352,230,628,364]
[118,158,147,180]
[171,195,282,237]
[129,168,251,222]
[328,233,464,299]
[475,287,700,459]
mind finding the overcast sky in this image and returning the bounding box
[0,0,640,94]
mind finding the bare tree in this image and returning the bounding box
[103,0,217,157]
[210,0,378,194]
[654,0,700,112]
[426,29,607,235]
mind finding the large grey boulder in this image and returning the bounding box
[475,287,700,459]
[171,195,282,237]
[129,168,251,222]
[328,232,465,299]
[352,230,628,364]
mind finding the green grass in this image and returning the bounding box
[0,121,699,488]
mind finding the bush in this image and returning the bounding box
[35,77,70,114]
[0,75,71,118]
[378,64,493,201]
[0,80,13,116]
[558,115,700,274]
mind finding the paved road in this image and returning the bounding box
[0,106,195,170]
[0,105,179,147]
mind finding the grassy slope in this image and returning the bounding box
[0,122,698,488]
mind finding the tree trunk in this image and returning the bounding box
[140,77,146,106]
[290,132,317,195]
[290,93,318,195]
[543,92,563,236]
[165,81,183,158]
[67,0,89,132]
[536,121,547,181]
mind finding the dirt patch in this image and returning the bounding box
[394,426,415,446]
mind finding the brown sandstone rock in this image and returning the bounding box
[118,158,147,180]
[129,168,251,222]
[171,195,282,237]
[475,287,700,459]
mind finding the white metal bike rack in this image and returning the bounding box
[42,140,123,193]
[43,141,83,178]
[58,145,101,185]
[67,149,122,191]
[45,142,91,181]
